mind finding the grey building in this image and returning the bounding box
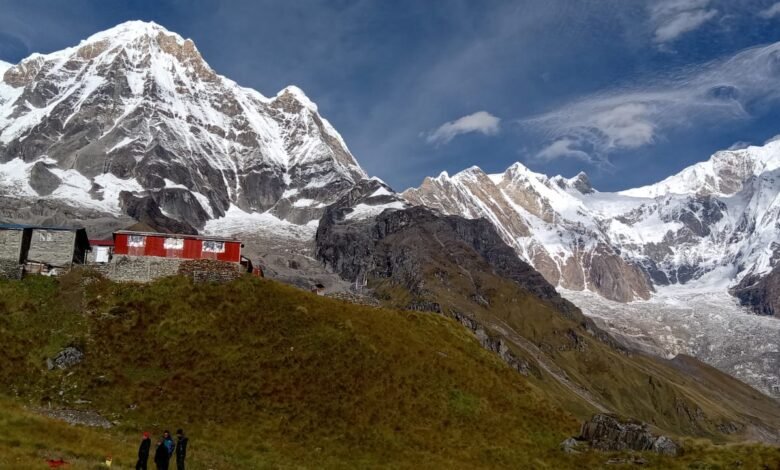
[0,224,91,278]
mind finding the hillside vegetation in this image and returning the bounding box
[0,272,779,469]
[317,204,780,445]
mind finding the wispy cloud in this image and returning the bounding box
[426,111,501,145]
[522,41,780,165]
[759,2,780,19]
[727,141,751,150]
[536,138,593,163]
[650,0,718,43]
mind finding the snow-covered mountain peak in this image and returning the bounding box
[274,85,319,112]
[550,171,594,194]
[0,22,368,232]
[404,138,780,312]
[433,170,450,181]
[620,140,780,198]
[503,161,539,178]
[82,20,184,46]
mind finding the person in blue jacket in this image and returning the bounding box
[162,430,175,458]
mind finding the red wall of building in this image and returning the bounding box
[113,234,241,262]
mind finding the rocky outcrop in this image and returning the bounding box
[317,204,573,315]
[37,408,112,428]
[316,191,621,348]
[29,161,61,196]
[578,414,680,456]
[119,192,197,235]
[730,264,780,317]
[450,310,534,377]
[47,347,84,370]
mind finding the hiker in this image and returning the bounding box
[175,429,189,470]
[136,432,151,470]
[163,430,175,458]
[153,440,170,470]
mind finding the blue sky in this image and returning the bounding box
[2,0,780,191]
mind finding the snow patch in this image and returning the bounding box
[345,201,406,220]
[203,205,317,239]
[369,187,393,197]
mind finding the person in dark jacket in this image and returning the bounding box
[162,430,175,458]
[136,432,151,470]
[153,440,170,470]
[175,429,188,470]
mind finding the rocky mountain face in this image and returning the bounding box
[403,141,780,315]
[313,188,780,443]
[0,21,366,233]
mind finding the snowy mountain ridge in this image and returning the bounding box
[0,20,366,233]
[403,140,780,314]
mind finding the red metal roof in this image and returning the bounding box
[113,230,241,243]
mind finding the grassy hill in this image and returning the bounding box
[0,271,779,469]
[359,209,780,441]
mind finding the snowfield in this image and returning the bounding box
[563,287,780,398]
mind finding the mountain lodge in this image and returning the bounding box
[113,230,243,262]
[0,224,91,278]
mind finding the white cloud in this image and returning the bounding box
[536,138,593,162]
[650,0,718,43]
[591,103,656,149]
[759,2,780,19]
[426,111,501,145]
[522,41,780,165]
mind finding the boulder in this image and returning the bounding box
[29,161,62,196]
[47,347,84,370]
[559,437,583,454]
[578,414,680,456]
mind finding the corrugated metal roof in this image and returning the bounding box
[0,223,85,232]
[114,230,241,243]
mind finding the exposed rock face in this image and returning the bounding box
[119,192,197,234]
[403,165,654,303]
[0,21,366,232]
[37,408,112,428]
[729,261,780,317]
[29,161,61,196]
[450,309,534,377]
[402,142,780,313]
[578,414,680,456]
[47,347,84,370]
[317,202,577,319]
[316,184,619,348]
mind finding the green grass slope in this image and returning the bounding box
[364,216,780,443]
[0,272,778,469]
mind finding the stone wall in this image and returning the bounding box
[96,255,182,283]
[0,258,23,280]
[178,259,242,283]
[27,230,76,267]
[97,255,242,283]
[0,229,23,261]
